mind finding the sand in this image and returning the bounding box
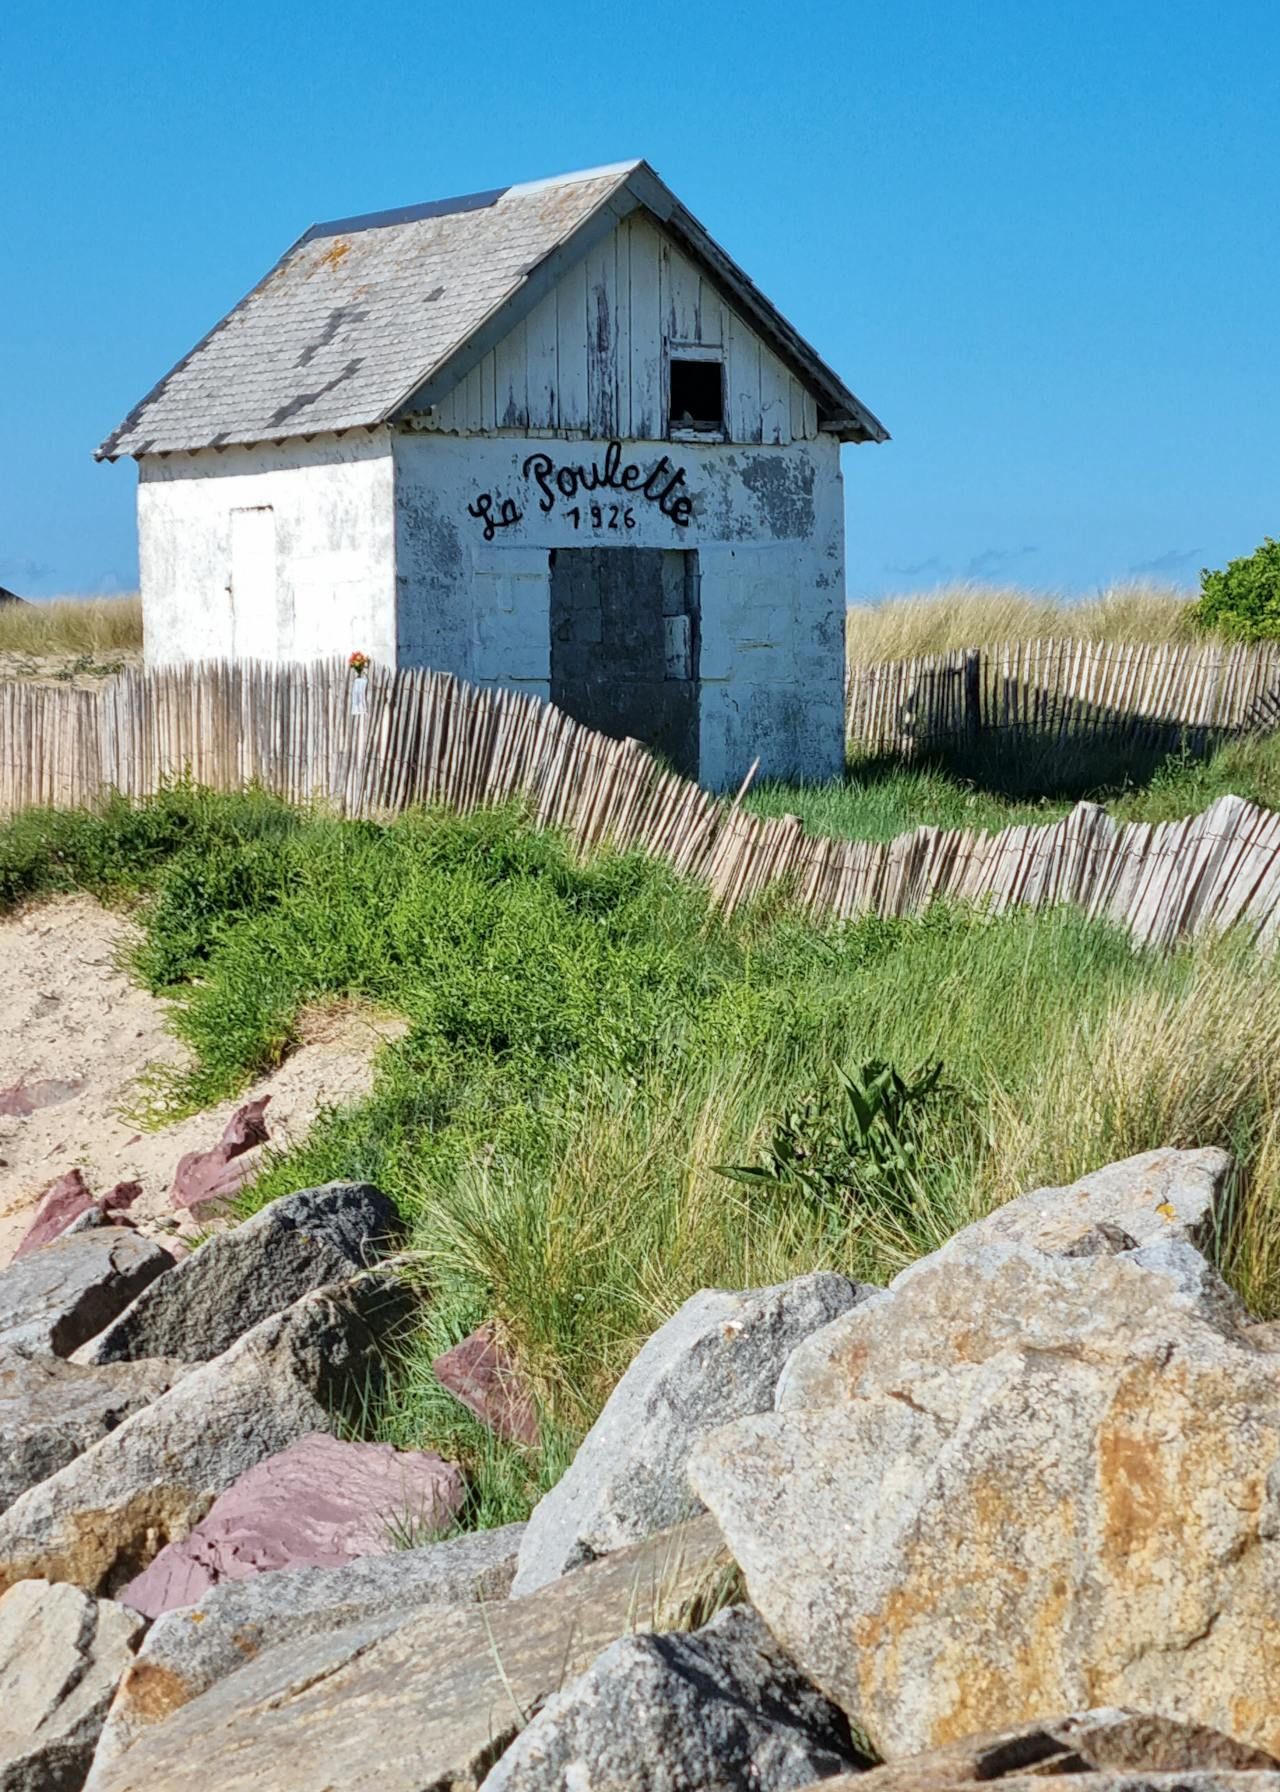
[0,649,142,688]
[0,896,404,1266]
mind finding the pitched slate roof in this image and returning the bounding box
[97,160,887,461]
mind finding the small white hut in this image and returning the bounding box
[97,160,886,787]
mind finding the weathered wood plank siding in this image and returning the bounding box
[5,661,1280,956]
[426,214,812,442]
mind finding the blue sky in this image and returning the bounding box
[1,0,1276,601]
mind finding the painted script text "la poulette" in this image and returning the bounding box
[524,441,694,526]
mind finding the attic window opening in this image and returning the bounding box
[668,358,724,434]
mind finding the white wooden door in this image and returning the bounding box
[229,506,279,660]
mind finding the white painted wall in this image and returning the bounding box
[393,430,846,788]
[135,213,850,788]
[138,434,396,667]
[421,214,820,447]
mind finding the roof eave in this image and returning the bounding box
[94,224,318,463]
[821,414,891,446]
[623,163,888,443]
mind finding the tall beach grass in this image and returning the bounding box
[846,580,1202,663]
[0,593,142,656]
[0,582,1202,670]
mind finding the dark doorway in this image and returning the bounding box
[549,548,700,778]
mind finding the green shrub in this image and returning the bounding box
[0,782,299,914]
[715,1058,948,1235]
[1193,537,1280,642]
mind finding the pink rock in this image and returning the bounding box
[169,1096,271,1216]
[119,1432,466,1618]
[0,1077,83,1117]
[13,1170,142,1260]
[433,1322,540,1447]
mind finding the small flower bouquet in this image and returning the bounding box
[348,650,369,716]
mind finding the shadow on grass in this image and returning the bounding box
[852,726,1221,805]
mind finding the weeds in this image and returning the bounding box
[716,1059,946,1236]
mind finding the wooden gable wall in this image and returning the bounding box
[421,213,821,444]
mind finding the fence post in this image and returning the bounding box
[964,650,983,742]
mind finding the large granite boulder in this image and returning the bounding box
[0,1350,181,1514]
[88,1516,730,1792]
[691,1225,1280,1759]
[76,1183,401,1365]
[0,1579,142,1792]
[0,1273,412,1598]
[798,1711,1280,1791]
[118,1432,465,1617]
[87,1523,524,1782]
[480,1603,861,1791]
[0,1230,172,1358]
[931,1146,1230,1261]
[777,1231,1248,1412]
[512,1271,868,1595]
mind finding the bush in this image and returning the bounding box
[1193,538,1280,642]
[715,1059,949,1236]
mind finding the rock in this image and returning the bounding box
[169,1097,270,1217]
[76,1182,401,1365]
[433,1322,539,1446]
[512,1272,867,1595]
[60,1209,116,1239]
[87,1515,729,1792]
[13,1172,141,1263]
[0,1230,172,1358]
[0,1272,412,1598]
[869,1775,1280,1791]
[934,1146,1231,1262]
[777,1232,1251,1412]
[0,1077,84,1119]
[89,1523,524,1779]
[0,1579,142,1792]
[118,1432,465,1617]
[0,1350,181,1514]
[480,1602,861,1792]
[692,1315,1280,1760]
[803,1710,1280,1790]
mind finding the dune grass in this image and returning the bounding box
[5,785,1280,1525]
[845,580,1203,664]
[0,593,142,656]
[0,582,1201,671]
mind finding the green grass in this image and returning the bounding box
[6,784,1280,1528]
[747,730,1280,843]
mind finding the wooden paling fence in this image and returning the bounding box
[845,637,1280,756]
[4,660,1280,953]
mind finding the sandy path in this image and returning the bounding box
[0,896,404,1265]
